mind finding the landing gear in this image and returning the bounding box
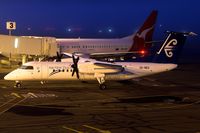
[99,84,106,90]
[40,81,45,85]
[95,74,106,90]
[14,82,22,88]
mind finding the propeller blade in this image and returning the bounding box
[71,55,80,79]
[76,56,79,63]
[72,69,75,77]
[72,55,76,63]
[76,69,80,79]
[56,52,63,62]
[57,52,60,57]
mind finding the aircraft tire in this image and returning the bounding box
[99,84,106,90]
[15,83,22,88]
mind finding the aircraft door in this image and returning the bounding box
[33,64,42,80]
[41,64,48,80]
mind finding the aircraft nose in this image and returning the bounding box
[4,73,11,80]
[4,72,16,80]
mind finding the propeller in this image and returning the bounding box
[56,52,63,62]
[71,55,80,79]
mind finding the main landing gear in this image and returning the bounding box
[40,81,46,85]
[96,75,106,90]
[99,83,106,90]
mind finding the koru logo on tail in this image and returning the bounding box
[157,35,178,58]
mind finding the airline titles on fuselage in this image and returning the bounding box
[49,66,72,77]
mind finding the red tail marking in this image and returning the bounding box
[129,10,158,52]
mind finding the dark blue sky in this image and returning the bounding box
[0,0,199,38]
[0,0,200,62]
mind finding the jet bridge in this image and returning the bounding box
[0,34,58,66]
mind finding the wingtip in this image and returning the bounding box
[165,31,198,36]
[188,32,198,36]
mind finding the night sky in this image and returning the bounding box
[0,0,200,62]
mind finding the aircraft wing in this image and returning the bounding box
[91,51,141,56]
[93,62,123,68]
[90,62,124,74]
[62,52,73,58]
[90,51,143,60]
[62,52,97,63]
[89,40,164,60]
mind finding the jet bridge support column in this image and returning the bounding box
[22,55,27,65]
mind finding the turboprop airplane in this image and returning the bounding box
[4,31,195,89]
[56,10,158,60]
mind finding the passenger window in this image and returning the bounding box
[27,66,34,69]
[20,65,34,70]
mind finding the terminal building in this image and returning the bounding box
[0,34,58,66]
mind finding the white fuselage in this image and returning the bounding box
[4,61,177,81]
[57,37,133,54]
[56,10,158,55]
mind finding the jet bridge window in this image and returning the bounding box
[20,65,34,70]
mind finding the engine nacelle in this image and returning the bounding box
[78,62,123,74]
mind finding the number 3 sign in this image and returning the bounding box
[6,22,16,30]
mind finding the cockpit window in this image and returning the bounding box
[20,65,34,70]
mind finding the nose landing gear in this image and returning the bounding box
[14,81,22,88]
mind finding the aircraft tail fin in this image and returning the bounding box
[153,31,196,63]
[129,10,158,52]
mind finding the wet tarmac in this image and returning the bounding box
[0,64,200,133]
